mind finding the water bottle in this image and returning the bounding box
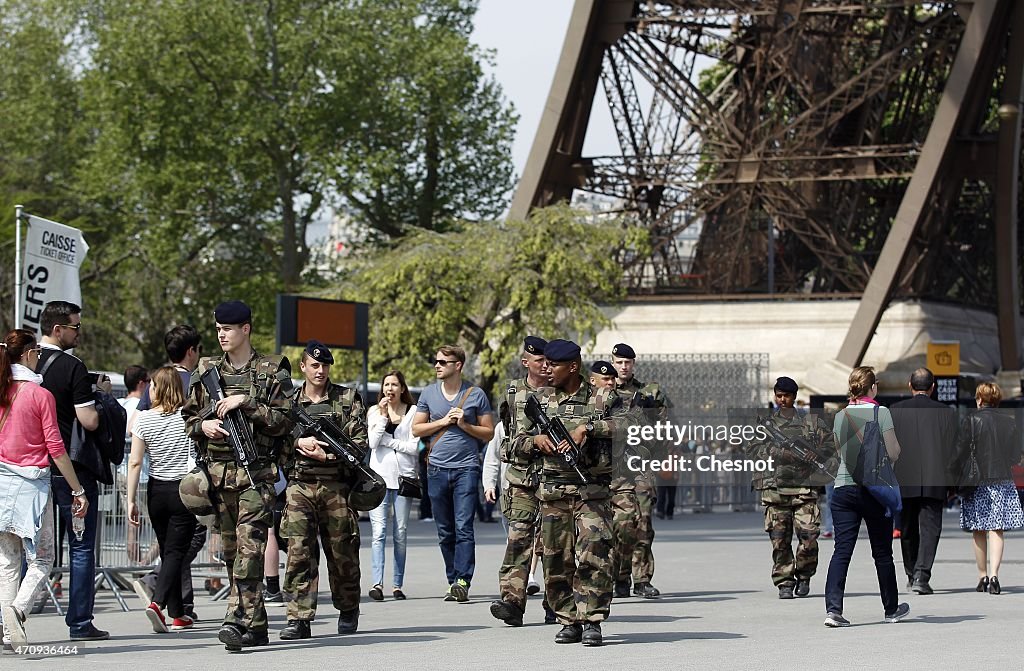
[72,501,85,542]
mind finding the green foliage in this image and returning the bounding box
[342,204,649,397]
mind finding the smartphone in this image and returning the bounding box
[89,372,102,385]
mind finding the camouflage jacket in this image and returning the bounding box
[618,376,669,423]
[511,375,634,500]
[182,350,294,469]
[284,382,367,481]
[499,376,550,487]
[745,409,838,492]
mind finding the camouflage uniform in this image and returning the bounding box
[746,410,838,588]
[511,376,631,625]
[182,352,293,635]
[497,377,547,613]
[617,377,668,586]
[280,383,366,621]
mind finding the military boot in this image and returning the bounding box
[614,580,631,599]
[778,583,795,600]
[634,582,660,599]
[489,600,524,627]
[795,578,811,598]
[554,623,583,644]
[337,609,359,635]
[581,622,603,647]
[279,620,311,640]
[219,623,269,651]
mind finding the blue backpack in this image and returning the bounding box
[846,405,902,517]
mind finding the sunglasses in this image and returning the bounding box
[433,359,459,366]
[60,323,82,331]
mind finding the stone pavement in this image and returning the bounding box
[5,507,1021,669]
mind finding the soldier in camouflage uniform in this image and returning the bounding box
[591,360,642,600]
[746,376,838,599]
[511,340,634,647]
[278,341,367,640]
[490,336,550,628]
[611,343,668,599]
[182,300,294,651]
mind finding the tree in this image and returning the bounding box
[344,204,650,397]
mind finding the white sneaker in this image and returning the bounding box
[2,606,26,645]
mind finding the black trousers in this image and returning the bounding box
[656,485,677,517]
[148,478,198,618]
[899,497,944,583]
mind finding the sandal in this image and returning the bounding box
[369,584,384,601]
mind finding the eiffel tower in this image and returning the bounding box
[510,0,1024,373]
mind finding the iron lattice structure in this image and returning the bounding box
[511,0,1024,370]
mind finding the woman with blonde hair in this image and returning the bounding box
[823,366,909,627]
[954,382,1023,594]
[126,365,197,632]
[0,329,88,647]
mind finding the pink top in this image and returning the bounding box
[0,381,67,468]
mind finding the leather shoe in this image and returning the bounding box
[976,576,989,593]
[911,580,933,595]
[633,582,660,599]
[337,609,359,634]
[70,625,110,641]
[795,579,810,598]
[581,622,603,646]
[218,623,268,651]
[614,580,631,599]
[489,600,524,627]
[279,620,311,640]
[988,576,1001,595]
[778,584,795,600]
[554,624,583,644]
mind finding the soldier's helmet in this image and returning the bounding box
[349,470,387,511]
[178,469,218,527]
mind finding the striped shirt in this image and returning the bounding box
[131,409,195,481]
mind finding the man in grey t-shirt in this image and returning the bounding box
[413,345,494,602]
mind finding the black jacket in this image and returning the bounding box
[890,394,958,499]
[954,408,1022,483]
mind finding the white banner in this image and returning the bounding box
[19,214,89,335]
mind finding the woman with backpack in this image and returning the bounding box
[823,366,910,628]
[954,382,1023,595]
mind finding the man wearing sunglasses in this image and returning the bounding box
[412,345,494,603]
[37,300,111,641]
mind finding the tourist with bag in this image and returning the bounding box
[367,370,419,602]
[953,382,1023,595]
[0,329,89,648]
[823,366,909,628]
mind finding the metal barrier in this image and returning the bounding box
[49,467,225,613]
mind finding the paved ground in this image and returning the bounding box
[5,506,1022,669]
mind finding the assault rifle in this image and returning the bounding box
[290,403,379,483]
[200,366,261,486]
[757,416,831,475]
[525,395,588,484]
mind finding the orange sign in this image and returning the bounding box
[927,341,960,376]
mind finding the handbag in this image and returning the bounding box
[397,474,422,499]
[956,416,981,497]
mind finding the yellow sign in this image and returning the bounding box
[927,341,960,376]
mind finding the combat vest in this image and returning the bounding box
[288,382,367,482]
[747,410,837,492]
[534,376,616,492]
[500,376,548,487]
[189,352,289,467]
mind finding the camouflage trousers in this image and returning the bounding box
[761,489,820,586]
[540,496,614,624]
[209,463,276,633]
[625,478,656,583]
[498,484,540,612]
[281,478,360,620]
[609,488,640,588]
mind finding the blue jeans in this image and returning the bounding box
[427,465,479,585]
[824,485,899,617]
[369,489,411,588]
[53,473,99,635]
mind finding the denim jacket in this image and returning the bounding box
[0,461,51,556]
